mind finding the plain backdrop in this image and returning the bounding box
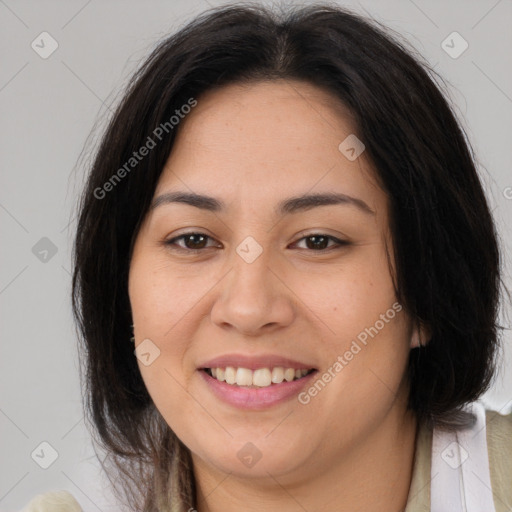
[1,0,511,510]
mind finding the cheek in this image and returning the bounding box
[297,245,408,401]
[128,252,190,383]
[129,257,196,428]
[300,305,409,451]
[129,251,205,338]
[297,244,398,332]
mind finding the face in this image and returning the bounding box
[129,80,417,482]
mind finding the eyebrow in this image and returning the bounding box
[150,191,375,216]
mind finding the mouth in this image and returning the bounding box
[198,365,319,410]
[201,366,317,388]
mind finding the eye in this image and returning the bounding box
[292,233,349,251]
[165,232,219,252]
[164,232,349,253]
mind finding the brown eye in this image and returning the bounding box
[304,235,330,250]
[164,232,348,254]
[181,234,208,249]
[294,234,348,251]
[165,233,217,252]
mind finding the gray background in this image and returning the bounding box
[1,0,511,510]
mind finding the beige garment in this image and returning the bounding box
[21,490,82,512]
[21,409,512,512]
[405,407,512,512]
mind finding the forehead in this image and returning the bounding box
[155,80,384,215]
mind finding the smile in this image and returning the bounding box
[199,367,318,410]
[203,366,315,387]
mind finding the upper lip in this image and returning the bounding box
[198,354,317,371]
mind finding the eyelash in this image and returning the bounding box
[164,232,349,253]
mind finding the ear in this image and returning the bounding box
[410,321,431,349]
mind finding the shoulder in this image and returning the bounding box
[486,406,512,438]
[406,406,512,512]
[485,407,512,511]
[21,490,82,512]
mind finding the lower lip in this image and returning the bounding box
[199,369,318,410]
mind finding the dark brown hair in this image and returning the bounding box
[72,3,504,510]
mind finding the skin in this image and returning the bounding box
[128,80,428,512]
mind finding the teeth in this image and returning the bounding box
[235,367,253,386]
[225,366,236,385]
[271,367,284,383]
[252,368,272,387]
[206,366,313,387]
[284,368,295,382]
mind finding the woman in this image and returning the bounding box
[23,3,511,512]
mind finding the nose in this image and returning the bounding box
[210,248,296,336]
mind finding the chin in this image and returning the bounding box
[194,437,310,479]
